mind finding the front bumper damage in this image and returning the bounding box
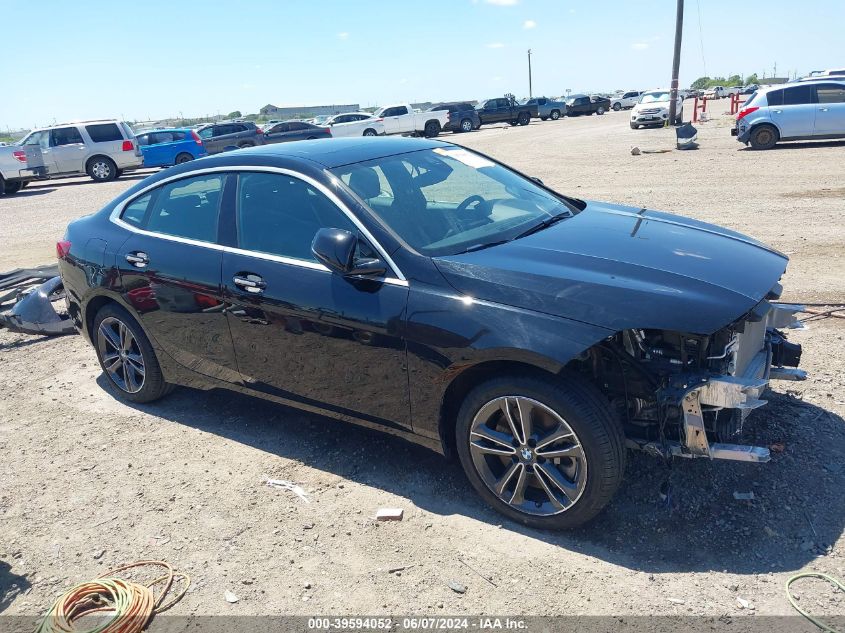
[627,302,806,463]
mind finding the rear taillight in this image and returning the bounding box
[255,126,263,134]
[736,106,759,121]
[324,128,331,135]
[191,129,203,145]
[121,140,134,151]
[13,150,26,163]
[56,240,72,259]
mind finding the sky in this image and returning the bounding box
[2,0,844,130]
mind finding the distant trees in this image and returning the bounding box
[227,110,242,119]
[690,74,751,89]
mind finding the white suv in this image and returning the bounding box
[17,120,144,182]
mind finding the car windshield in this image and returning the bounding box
[331,147,575,257]
[639,91,670,104]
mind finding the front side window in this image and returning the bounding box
[50,126,84,146]
[20,131,50,148]
[86,123,123,143]
[237,172,356,261]
[198,127,214,139]
[816,84,845,104]
[332,147,575,256]
[145,174,224,242]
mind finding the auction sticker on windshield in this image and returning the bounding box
[433,147,494,169]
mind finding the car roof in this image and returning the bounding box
[229,136,446,169]
[32,119,124,131]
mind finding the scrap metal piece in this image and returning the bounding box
[767,302,806,329]
[625,438,771,463]
[682,390,710,457]
[0,276,76,336]
[769,367,808,381]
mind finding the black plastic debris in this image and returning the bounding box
[676,123,699,150]
[0,266,76,336]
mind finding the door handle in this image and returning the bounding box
[233,273,266,294]
[819,107,829,112]
[772,109,783,114]
[125,251,149,268]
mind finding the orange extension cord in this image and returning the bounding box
[35,560,190,633]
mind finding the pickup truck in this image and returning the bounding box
[0,144,42,195]
[565,94,611,116]
[372,104,450,137]
[520,96,567,120]
[475,96,534,127]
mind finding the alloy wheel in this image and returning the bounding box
[468,396,587,516]
[97,317,145,393]
[91,161,111,180]
[461,119,473,132]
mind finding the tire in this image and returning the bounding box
[455,373,626,529]
[749,124,778,150]
[540,116,548,121]
[238,141,255,148]
[86,156,118,182]
[550,110,561,120]
[3,179,24,195]
[596,106,606,115]
[612,103,622,111]
[175,153,193,164]
[115,169,124,178]
[424,121,440,137]
[93,303,172,404]
[459,118,473,133]
[517,112,530,126]
[362,128,378,137]
[630,123,639,129]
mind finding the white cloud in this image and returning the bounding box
[486,0,519,5]
[631,42,649,51]
[337,32,349,40]
[523,19,537,29]
[486,42,505,48]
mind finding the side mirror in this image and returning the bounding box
[531,176,544,185]
[311,228,386,277]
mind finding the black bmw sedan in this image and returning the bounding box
[59,137,804,528]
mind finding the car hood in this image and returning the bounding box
[433,201,788,334]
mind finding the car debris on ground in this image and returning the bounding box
[0,265,75,336]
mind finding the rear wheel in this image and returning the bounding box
[550,110,561,120]
[517,112,530,126]
[459,118,473,133]
[596,106,606,115]
[540,116,548,121]
[455,374,626,529]
[362,128,378,137]
[93,304,172,404]
[749,124,778,150]
[3,179,23,195]
[238,141,255,148]
[86,156,118,182]
[612,103,622,111]
[424,121,441,137]
[175,152,193,164]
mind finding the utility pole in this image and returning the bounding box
[668,0,684,125]
[527,49,533,98]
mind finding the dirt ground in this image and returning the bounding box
[1,106,844,626]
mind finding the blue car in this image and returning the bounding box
[136,128,207,167]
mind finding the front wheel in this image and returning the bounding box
[596,106,606,115]
[455,374,626,529]
[362,128,378,137]
[550,110,561,120]
[630,123,639,129]
[94,304,172,403]
[612,103,622,111]
[87,156,118,182]
[175,153,193,164]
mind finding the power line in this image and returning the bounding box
[695,0,706,77]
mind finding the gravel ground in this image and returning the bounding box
[1,107,844,625]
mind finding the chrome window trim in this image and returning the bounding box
[108,165,408,286]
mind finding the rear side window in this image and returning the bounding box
[816,84,845,104]
[86,123,123,143]
[121,193,152,227]
[781,85,814,105]
[145,175,225,243]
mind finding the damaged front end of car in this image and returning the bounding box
[583,296,805,463]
